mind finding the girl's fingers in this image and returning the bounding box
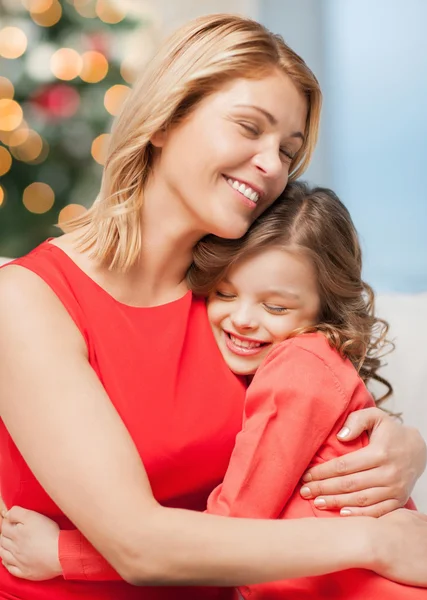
[4,506,27,525]
[0,519,18,541]
[0,535,16,553]
[0,546,18,567]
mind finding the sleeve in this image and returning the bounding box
[206,341,353,519]
[59,529,122,581]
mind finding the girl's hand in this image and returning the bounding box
[0,506,62,580]
[300,407,426,517]
[373,508,427,586]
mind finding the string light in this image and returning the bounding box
[80,51,108,83]
[0,99,23,131]
[23,182,55,214]
[0,146,13,176]
[58,203,87,225]
[0,27,28,59]
[103,84,130,115]
[91,133,110,164]
[50,48,82,80]
[30,0,62,27]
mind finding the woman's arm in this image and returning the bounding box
[299,407,426,516]
[1,266,427,587]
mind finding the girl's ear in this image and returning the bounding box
[150,128,167,148]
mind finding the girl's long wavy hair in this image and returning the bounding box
[63,13,321,271]
[188,181,393,406]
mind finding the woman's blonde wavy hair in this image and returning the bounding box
[188,181,393,406]
[64,13,321,271]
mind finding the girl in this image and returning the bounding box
[0,14,426,600]
[2,182,427,600]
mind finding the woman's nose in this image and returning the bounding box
[252,146,283,179]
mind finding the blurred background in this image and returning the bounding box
[1,0,426,505]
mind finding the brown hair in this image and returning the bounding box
[188,181,393,406]
[64,13,321,271]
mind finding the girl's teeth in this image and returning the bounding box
[230,334,261,349]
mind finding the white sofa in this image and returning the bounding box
[1,257,426,509]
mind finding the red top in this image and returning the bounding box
[59,333,421,599]
[0,241,246,600]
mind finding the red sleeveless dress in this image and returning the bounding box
[0,241,246,600]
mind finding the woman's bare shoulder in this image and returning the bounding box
[0,263,86,353]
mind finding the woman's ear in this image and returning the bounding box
[150,128,167,148]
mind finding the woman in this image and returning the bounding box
[0,13,426,600]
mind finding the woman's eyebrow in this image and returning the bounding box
[234,103,305,141]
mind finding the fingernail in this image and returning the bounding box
[337,427,350,439]
[300,486,312,498]
[340,508,352,516]
[302,472,312,483]
[314,498,326,508]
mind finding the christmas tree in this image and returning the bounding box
[0,0,156,257]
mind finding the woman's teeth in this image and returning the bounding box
[226,178,259,203]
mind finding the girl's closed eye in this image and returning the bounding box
[263,304,289,314]
[215,290,236,300]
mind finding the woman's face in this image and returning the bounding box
[207,246,320,375]
[151,70,308,239]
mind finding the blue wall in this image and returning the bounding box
[261,0,427,293]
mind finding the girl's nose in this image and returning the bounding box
[230,307,258,331]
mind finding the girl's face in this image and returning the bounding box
[151,70,307,240]
[207,247,321,375]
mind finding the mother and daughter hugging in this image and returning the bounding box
[0,12,427,600]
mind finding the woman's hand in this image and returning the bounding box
[373,508,427,586]
[0,506,61,580]
[299,407,427,516]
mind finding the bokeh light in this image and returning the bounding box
[80,51,109,83]
[0,99,24,131]
[0,27,28,60]
[104,84,131,116]
[96,0,126,24]
[0,146,13,176]
[91,133,110,164]
[120,60,137,84]
[50,48,82,81]
[0,77,15,100]
[73,0,97,19]
[21,0,53,13]
[0,185,4,207]
[23,182,55,214]
[7,123,30,147]
[58,203,87,225]
[10,130,44,162]
[30,0,62,27]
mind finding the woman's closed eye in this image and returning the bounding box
[238,121,260,136]
[279,146,295,161]
[263,304,289,314]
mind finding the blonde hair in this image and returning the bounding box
[65,13,322,271]
[188,181,393,406]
